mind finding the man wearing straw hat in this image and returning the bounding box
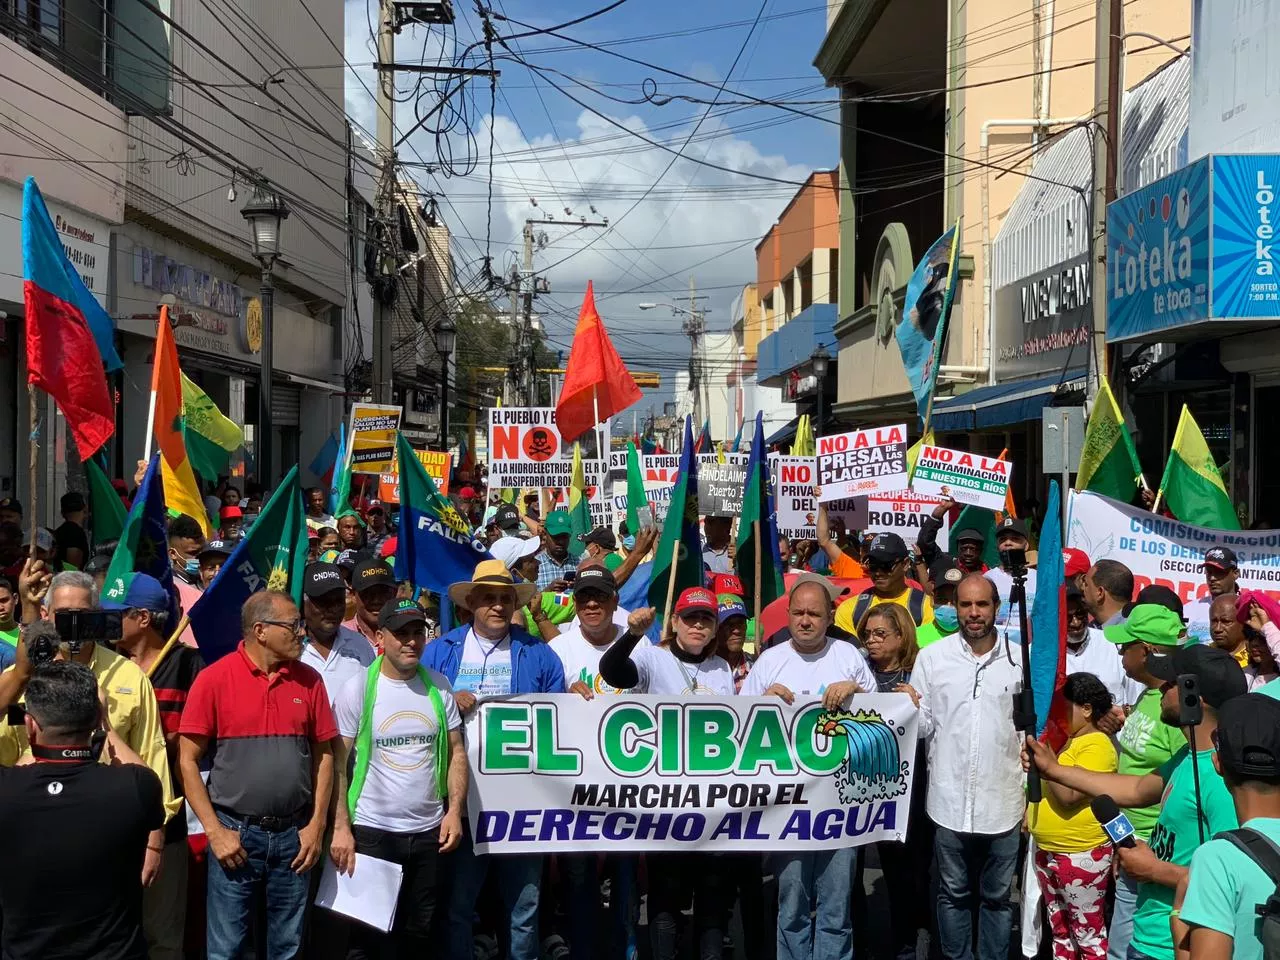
[420,557,566,960]
[106,571,204,960]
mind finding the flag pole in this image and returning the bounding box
[144,309,165,462]
[28,387,40,553]
[146,616,188,679]
[752,518,762,654]
[592,385,607,523]
[661,537,680,642]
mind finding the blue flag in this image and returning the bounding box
[1030,480,1065,737]
[308,425,342,509]
[189,466,309,662]
[896,222,960,427]
[393,431,492,594]
[101,453,180,628]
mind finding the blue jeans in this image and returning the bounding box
[1108,870,1139,960]
[446,826,541,960]
[771,847,856,960]
[933,824,1020,960]
[206,812,310,960]
[561,854,639,960]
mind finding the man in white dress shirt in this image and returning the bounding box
[1065,585,1143,711]
[905,573,1025,960]
[297,562,375,705]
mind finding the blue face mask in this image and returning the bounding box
[934,604,959,632]
[622,535,636,550]
[184,558,200,577]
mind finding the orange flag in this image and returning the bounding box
[555,281,642,444]
[153,307,211,537]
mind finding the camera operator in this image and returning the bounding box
[0,654,164,959]
[0,569,177,893]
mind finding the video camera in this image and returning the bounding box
[26,610,123,666]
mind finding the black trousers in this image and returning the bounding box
[646,853,735,960]
[348,824,443,960]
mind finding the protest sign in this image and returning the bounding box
[816,426,908,502]
[347,403,401,475]
[465,693,918,853]
[643,454,680,483]
[911,445,1011,510]
[842,491,949,541]
[612,480,674,526]
[700,462,748,517]
[489,407,606,488]
[772,455,817,538]
[1068,490,1280,643]
[377,449,452,503]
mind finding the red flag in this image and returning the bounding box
[556,282,642,443]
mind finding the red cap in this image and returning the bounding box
[459,486,478,500]
[365,499,385,515]
[379,536,398,560]
[1062,547,1091,578]
[709,573,745,597]
[219,505,243,520]
[674,587,717,617]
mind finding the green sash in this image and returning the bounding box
[347,656,449,819]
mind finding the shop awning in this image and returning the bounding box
[929,369,1086,432]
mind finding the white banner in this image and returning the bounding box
[912,445,1011,510]
[1068,490,1280,643]
[465,693,918,853]
[816,425,909,502]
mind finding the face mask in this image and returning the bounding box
[622,535,636,550]
[934,604,959,632]
[184,558,200,577]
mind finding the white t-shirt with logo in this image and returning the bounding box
[334,668,462,833]
[630,642,734,696]
[551,624,627,695]
[453,630,512,696]
[739,637,877,700]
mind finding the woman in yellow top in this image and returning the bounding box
[1027,673,1118,960]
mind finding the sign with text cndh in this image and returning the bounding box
[815,425,908,503]
[911,445,1011,510]
[488,407,605,488]
[347,403,402,475]
[465,694,918,853]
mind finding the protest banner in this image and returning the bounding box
[611,480,674,526]
[1068,490,1280,643]
[815,425,908,502]
[911,445,1011,510]
[489,407,607,488]
[772,455,816,538]
[700,462,748,517]
[643,454,680,483]
[377,449,453,502]
[347,403,402,475]
[465,693,918,853]
[842,491,950,541]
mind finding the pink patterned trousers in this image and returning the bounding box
[1033,845,1113,960]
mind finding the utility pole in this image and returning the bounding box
[1089,0,1123,399]
[676,276,710,430]
[521,221,535,405]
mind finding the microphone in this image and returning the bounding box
[1091,795,1136,848]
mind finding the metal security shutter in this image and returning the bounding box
[271,383,301,426]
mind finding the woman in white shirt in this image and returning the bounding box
[598,587,734,960]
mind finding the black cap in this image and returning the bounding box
[1203,546,1239,570]
[955,527,986,544]
[303,562,346,598]
[198,539,233,560]
[495,504,521,532]
[582,527,617,550]
[351,557,396,592]
[378,599,427,631]
[867,532,908,564]
[928,554,963,586]
[336,548,360,570]
[572,566,618,598]
[0,498,22,515]
[1215,693,1280,780]
[996,516,1029,539]
[60,491,86,512]
[1123,584,1186,620]
[1145,644,1247,710]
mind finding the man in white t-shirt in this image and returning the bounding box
[298,562,375,706]
[552,566,627,698]
[744,572,873,960]
[330,599,466,958]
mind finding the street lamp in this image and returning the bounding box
[810,342,831,433]
[240,182,289,488]
[434,317,456,449]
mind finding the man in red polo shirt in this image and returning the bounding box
[177,590,338,960]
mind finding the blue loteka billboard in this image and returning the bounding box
[1106,154,1280,341]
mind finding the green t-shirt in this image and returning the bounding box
[1181,817,1280,960]
[1117,687,1188,839]
[914,621,954,650]
[0,625,16,648]
[514,592,577,631]
[1130,745,1239,960]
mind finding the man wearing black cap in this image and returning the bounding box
[54,491,89,570]
[299,563,375,706]
[551,567,626,698]
[1025,645,1247,960]
[343,559,397,652]
[0,497,22,528]
[1188,547,1241,647]
[1179,693,1280,960]
[197,540,233,591]
[581,527,619,570]
[494,503,523,538]
[363,501,393,554]
[833,532,933,637]
[330,599,466,959]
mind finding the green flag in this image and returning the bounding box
[625,440,649,533]
[1077,380,1143,502]
[567,442,590,557]
[181,373,243,482]
[1157,405,1239,529]
[85,458,127,547]
[949,506,1001,570]
[647,418,704,625]
[735,413,784,620]
[333,436,363,525]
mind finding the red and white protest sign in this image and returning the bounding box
[815,425,908,502]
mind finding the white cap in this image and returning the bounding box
[489,535,540,568]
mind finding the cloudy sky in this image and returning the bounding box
[344,0,837,409]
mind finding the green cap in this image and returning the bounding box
[1103,603,1185,648]
[544,510,572,536]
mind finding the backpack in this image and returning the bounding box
[849,587,927,633]
[1218,828,1280,960]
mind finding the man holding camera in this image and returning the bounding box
[0,656,165,959]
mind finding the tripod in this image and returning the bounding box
[1007,563,1042,804]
